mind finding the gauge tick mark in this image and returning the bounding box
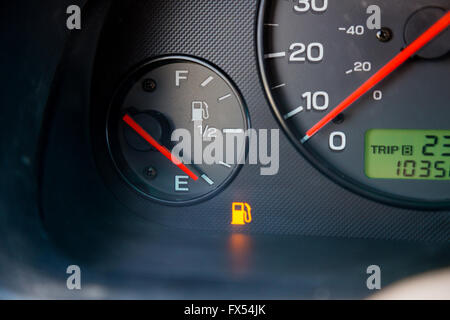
[223,129,244,134]
[201,76,214,87]
[201,174,215,185]
[219,161,232,168]
[264,52,286,59]
[218,94,232,102]
[284,106,304,120]
[271,83,286,90]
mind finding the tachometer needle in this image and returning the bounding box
[123,114,199,181]
[302,11,450,143]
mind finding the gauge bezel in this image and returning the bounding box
[106,55,251,206]
[256,0,450,210]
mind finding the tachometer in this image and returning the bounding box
[258,0,450,208]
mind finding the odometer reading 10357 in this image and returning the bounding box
[365,130,450,180]
[258,0,450,207]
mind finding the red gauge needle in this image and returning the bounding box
[123,114,199,181]
[302,11,450,143]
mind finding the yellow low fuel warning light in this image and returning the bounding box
[231,202,252,225]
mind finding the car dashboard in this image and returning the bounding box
[0,0,449,299]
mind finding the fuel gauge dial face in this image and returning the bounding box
[107,56,249,205]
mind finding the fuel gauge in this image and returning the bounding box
[107,56,249,205]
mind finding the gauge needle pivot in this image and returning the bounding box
[302,11,450,143]
[123,113,199,181]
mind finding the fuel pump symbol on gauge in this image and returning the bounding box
[192,101,209,122]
